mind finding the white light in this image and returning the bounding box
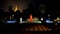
[41,18,43,21]
[33,20,42,23]
[37,21,42,23]
[48,14,50,17]
[46,20,53,23]
[12,14,14,17]
[58,21,60,23]
[20,18,22,23]
[19,18,26,24]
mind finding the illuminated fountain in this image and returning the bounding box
[25,14,33,23]
[25,14,42,23]
[33,17,42,23]
[19,14,42,23]
[6,16,17,23]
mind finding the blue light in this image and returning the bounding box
[7,21,17,23]
[46,20,53,23]
[46,20,50,23]
[58,21,60,23]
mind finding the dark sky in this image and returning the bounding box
[0,0,49,11]
[0,0,32,11]
[0,0,60,12]
[0,0,6,8]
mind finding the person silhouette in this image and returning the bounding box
[8,6,14,16]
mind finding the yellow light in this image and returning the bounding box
[15,5,17,12]
[54,19,57,21]
[54,17,60,21]
[57,17,60,20]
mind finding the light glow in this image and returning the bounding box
[15,5,17,12]
[46,20,53,23]
[29,14,33,22]
[41,18,43,21]
[7,21,16,23]
[20,17,23,23]
[54,17,60,21]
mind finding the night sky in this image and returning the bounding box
[0,0,32,11]
[0,0,60,12]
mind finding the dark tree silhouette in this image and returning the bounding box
[22,3,34,21]
[14,10,21,22]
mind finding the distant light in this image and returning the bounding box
[33,21,42,23]
[12,14,14,17]
[20,21,25,24]
[9,16,12,19]
[20,17,22,23]
[54,17,60,21]
[33,17,42,23]
[57,17,60,20]
[46,20,50,23]
[46,20,53,23]
[48,14,50,17]
[37,21,42,23]
[41,18,43,21]
[7,21,16,23]
[33,17,39,21]
[29,14,33,22]
[19,18,26,24]
[15,5,17,12]
[54,19,57,21]
[58,21,60,23]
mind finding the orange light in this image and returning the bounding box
[29,14,33,22]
